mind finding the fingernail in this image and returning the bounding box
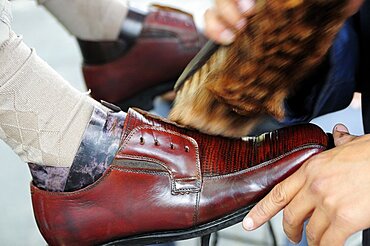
[236,19,246,30]
[239,0,255,13]
[220,29,235,44]
[335,124,348,133]
[242,217,254,231]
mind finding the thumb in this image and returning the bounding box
[332,124,357,146]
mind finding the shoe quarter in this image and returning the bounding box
[116,125,202,194]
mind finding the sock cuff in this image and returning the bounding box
[0,32,32,86]
[36,0,47,4]
[0,0,12,26]
[101,0,128,40]
[40,0,128,41]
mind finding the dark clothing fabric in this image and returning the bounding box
[282,19,359,125]
[357,0,370,244]
[359,0,370,133]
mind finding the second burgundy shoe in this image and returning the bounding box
[31,108,329,246]
[78,5,206,111]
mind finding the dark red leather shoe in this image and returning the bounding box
[31,108,329,246]
[78,5,206,111]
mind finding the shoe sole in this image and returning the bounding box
[102,203,255,245]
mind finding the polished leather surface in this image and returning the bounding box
[116,126,201,193]
[119,8,146,44]
[82,5,206,104]
[31,108,328,245]
[78,9,146,65]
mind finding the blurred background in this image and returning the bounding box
[0,1,364,245]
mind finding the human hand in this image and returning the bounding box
[243,124,370,245]
[204,0,363,45]
[204,0,255,45]
[345,0,364,16]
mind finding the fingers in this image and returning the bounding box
[238,0,256,13]
[204,8,235,44]
[332,124,357,146]
[305,210,330,246]
[320,225,348,246]
[215,0,246,29]
[282,191,314,244]
[204,0,255,44]
[345,0,365,16]
[243,167,306,231]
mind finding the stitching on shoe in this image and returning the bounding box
[193,191,201,225]
[31,168,114,196]
[176,177,199,181]
[203,144,325,180]
[119,154,173,174]
[31,165,168,196]
[113,168,201,197]
[112,165,200,194]
[112,166,169,176]
[119,125,202,192]
[118,153,179,192]
[120,154,200,193]
[31,145,324,197]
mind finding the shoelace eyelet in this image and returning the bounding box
[140,137,145,145]
[154,139,160,146]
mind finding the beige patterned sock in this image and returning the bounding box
[0,30,108,167]
[39,0,128,41]
[0,0,10,44]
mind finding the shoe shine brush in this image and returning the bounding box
[169,0,349,137]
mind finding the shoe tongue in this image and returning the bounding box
[123,108,149,134]
[125,107,189,133]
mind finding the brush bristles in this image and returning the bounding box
[170,0,348,137]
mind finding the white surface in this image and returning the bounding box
[0,1,363,245]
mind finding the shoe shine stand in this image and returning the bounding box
[197,221,277,246]
[176,220,276,246]
[200,233,213,246]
